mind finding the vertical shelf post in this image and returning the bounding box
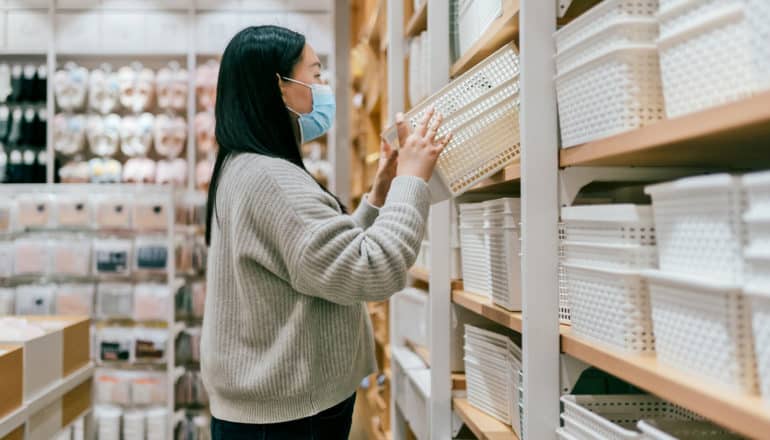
[426,1,452,439]
[331,0,351,204]
[520,0,560,438]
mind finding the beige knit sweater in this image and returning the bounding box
[200,153,430,423]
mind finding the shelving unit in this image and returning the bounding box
[451,290,522,333]
[449,0,520,78]
[0,362,94,439]
[404,2,427,38]
[560,328,770,439]
[560,91,770,168]
[452,398,518,440]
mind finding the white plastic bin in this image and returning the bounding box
[390,288,429,348]
[560,395,704,440]
[405,368,430,440]
[645,174,745,284]
[564,263,655,354]
[391,346,427,415]
[657,0,770,117]
[644,270,758,394]
[457,0,502,57]
[637,419,741,439]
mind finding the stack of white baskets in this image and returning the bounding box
[657,0,770,118]
[557,395,739,439]
[383,43,521,196]
[459,198,521,310]
[463,324,522,439]
[560,204,657,354]
[555,0,664,148]
[644,174,758,395]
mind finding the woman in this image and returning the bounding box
[201,25,450,439]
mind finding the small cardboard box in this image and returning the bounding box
[0,316,90,402]
[0,345,23,419]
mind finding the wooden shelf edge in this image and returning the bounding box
[559,91,770,168]
[453,398,519,440]
[452,289,522,333]
[560,328,770,439]
[469,163,521,192]
[360,0,384,46]
[450,0,520,78]
[404,2,427,38]
[408,267,464,290]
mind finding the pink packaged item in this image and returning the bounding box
[55,284,95,316]
[195,112,216,155]
[131,371,167,405]
[155,158,187,186]
[55,196,92,227]
[195,60,218,111]
[51,238,91,276]
[156,64,188,112]
[153,114,187,159]
[95,195,133,229]
[122,157,156,184]
[17,194,51,228]
[95,369,132,405]
[118,65,155,113]
[133,284,170,322]
[13,237,49,275]
[133,196,169,231]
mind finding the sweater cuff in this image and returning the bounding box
[351,194,381,229]
[385,176,431,219]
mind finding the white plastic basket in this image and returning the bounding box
[459,199,522,310]
[645,174,746,284]
[744,212,770,250]
[657,0,770,117]
[637,419,742,439]
[743,170,770,212]
[416,241,462,279]
[556,45,665,148]
[392,346,428,415]
[559,262,572,324]
[564,263,655,354]
[391,288,429,348]
[458,0,502,57]
[406,368,431,440]
[560,395,700,440]
[554,0,660,53]
[561,204,655,246]
[555,19,659,75]
[562,242,657,271]
[644,270,758,394]
[383,44,521,196]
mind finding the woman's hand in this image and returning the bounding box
[368,139,399,207]
[395,107,451,182]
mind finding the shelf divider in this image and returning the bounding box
[452,398,519,440]
[560,328,770,439]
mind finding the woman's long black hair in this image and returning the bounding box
[206,25,342,245]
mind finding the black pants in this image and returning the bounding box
[211,393,357,440]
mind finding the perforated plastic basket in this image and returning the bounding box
[564,263,655,354]
[560,395,700,440]
[743,170,770,212]
[657,0,770,118]
[645,174,746,284]
[556,45,665,148]
[637,419,742,439]
[382,44,521,196]
[555,19,659,75]
[554,0,660,53]
[562,242,657,271]
[644,270,758,394]
[561,204,656,246]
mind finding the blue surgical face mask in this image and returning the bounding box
[282,77,335,143]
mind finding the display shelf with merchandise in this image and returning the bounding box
[450,0,520,78]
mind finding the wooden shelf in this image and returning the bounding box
[450,0,520,78]
[404,1,427,38]
[469,163,521,192]
[452,398,519,440]
[408,267,463,290]
[452,290,522,333]
[560,328,770,439]
[453,373,467,391]
[560,91,770,169]
[405,340,430,367]
[360,0,385,46]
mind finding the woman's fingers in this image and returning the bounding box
[434,133,452,153]
[426,113,443,143]
[417,107,435,137]
[395,113,409,147]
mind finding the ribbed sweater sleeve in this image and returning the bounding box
[350,194,380,229]
[234,158,429,306]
